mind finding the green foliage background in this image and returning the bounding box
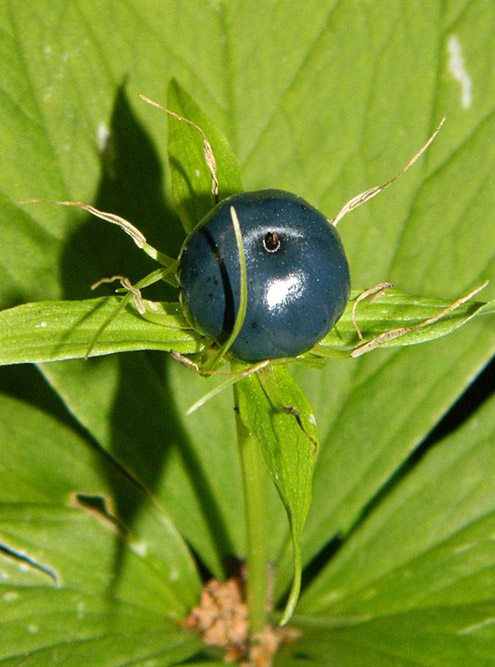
[0,1,494,664]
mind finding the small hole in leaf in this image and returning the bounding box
[73,493,127,536]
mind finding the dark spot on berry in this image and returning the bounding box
[263,231,280,253]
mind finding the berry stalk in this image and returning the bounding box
[233,381,267,634]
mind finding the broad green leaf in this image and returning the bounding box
[167,79,243,233]
[0,589,202,665]
[0,393,202,661]
[0,394,199,611]
[279,392,495,664]
[317,287,495,354]
[236,364,318,623]
[0,297,203,364]
[299,391,495,616]
[276,603,495,666]
[1,504,184,613]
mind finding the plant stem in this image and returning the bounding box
[233,382,267,635]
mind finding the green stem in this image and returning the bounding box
[233,382,267,635]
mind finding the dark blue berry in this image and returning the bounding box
[178,189,350,362]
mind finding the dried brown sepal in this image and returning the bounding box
[21,200,148,248]
[138,93,219,203]
[330,118,445,227]
[351,280,488,357]
[352,282,395,340]
[91,274,146,314]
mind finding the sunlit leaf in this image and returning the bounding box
[0,393,201,660]
[0,298,203,364]
[167,78,243,232]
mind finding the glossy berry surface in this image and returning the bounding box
[178,189,350,363]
